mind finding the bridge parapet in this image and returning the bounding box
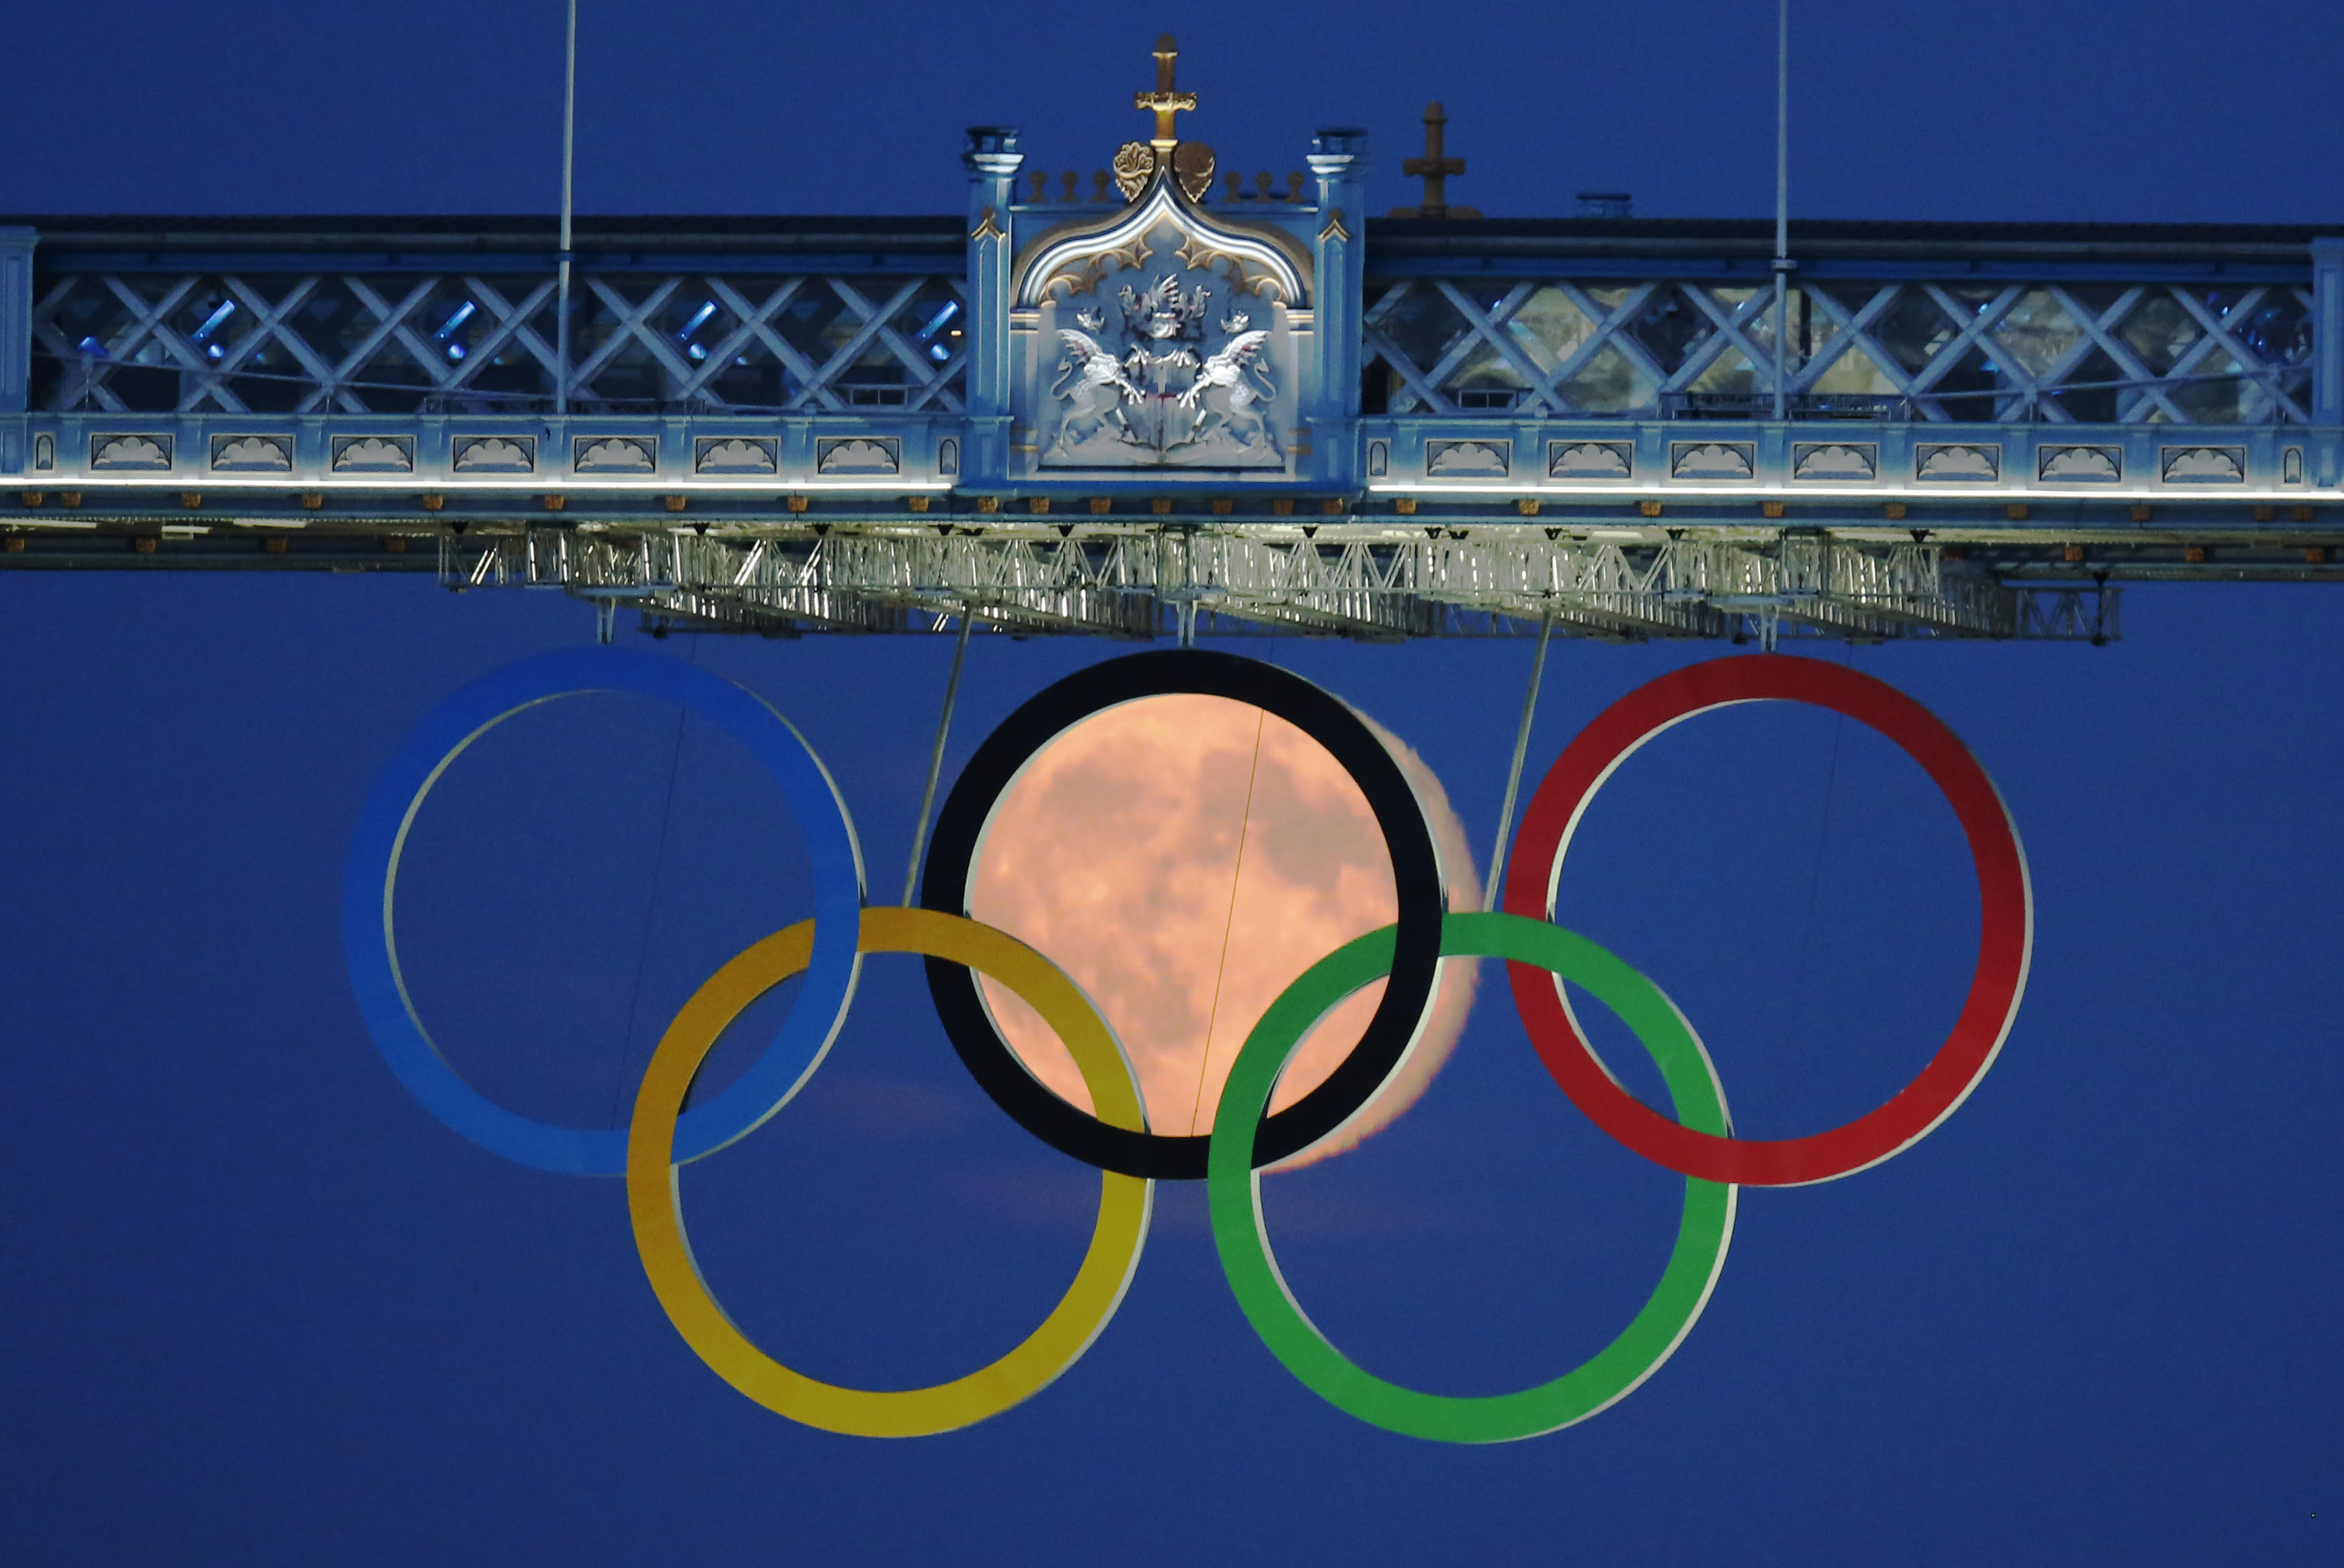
[10,219,2339,505]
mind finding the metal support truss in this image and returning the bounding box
[31,269,969,415]
[1363,275,2316,424]
[443,526,2119,644]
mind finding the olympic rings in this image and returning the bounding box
[1501,653,2033,1187]
[626,907,1151,1437]
[1208,912,1735,1442]
[352,645,2031,1442]
[920,649,1451,1180]
[341,646,866,1176]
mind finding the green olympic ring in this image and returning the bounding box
[1207,910,1737,1444]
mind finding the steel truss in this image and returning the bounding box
[446,526,2118,645]
[1365,275,2315,424]
[38,267,2310,431]
[31,269,969,415]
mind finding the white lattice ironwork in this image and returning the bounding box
[30,270,967,415]
[1363,276,2316,423]
[450,525,2116,644]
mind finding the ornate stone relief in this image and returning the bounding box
[1548,441,1631,479]
[454,436,534,473]
[575,436,656,474]
[1917,444,1999,481]
[333,436,415,473]
[1017,163,1310,473]
[2160,445,2245,483]
[211,434,293,473]
[92,434,171,471]
[1427,439,1509,477]
[1006,35,1323,477]
[696,437,777,475]
[817,437,902,475]
[1671,441,1755,481]
[1793,443,1878,481]
[1042,278,1282,471]
[2039,445,2121,483]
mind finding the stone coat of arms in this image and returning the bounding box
[1006,33,1319,476]
[1047,276,1279,467]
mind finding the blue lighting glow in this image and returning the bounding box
[916,299,960,341]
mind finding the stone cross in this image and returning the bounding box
[1398,101,1477,218]
[1136,33,1198,151]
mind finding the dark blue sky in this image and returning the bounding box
[8,0,2344,224]
[3,3,2341,1563]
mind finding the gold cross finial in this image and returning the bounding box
[1136,33,1197,152]
[1400,101,1474,218]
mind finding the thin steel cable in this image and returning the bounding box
[1484,605,1555,911]
[1782,642,1850,1078]
[556,0,577,416]
[609,643,695,1127]
[902,608,975,906]
[1772,0,1790,420]
[1187,711,1267,1136]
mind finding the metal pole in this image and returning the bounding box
[1771,0,1789,422]
[556,0,577,416]
[902,609,977,905]
[1482,606,1555,912]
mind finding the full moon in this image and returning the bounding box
[968,694,1478,1168]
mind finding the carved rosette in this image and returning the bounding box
[1112,143,1155,201]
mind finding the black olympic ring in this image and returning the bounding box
[919,649,1450,1180]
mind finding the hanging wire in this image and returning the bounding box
[902,607,976,906]
[1780,640,1850,1087]
[1186,711,1268,1136]
[555,0,578,417]
[609,639,697,1127]
[1484,605,1555,911]
[1771,0,1790,421]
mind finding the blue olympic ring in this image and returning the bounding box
[340,647,866,1175]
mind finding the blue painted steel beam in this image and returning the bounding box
[36,249,964,275]
[1363,256,2313,284]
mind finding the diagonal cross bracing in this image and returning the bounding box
[1357,273,2313,425]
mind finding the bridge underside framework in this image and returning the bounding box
[4,180,2341,643]
[439,524,2120,646]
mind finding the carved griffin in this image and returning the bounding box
[1050,329,1145,451]
[1174,329,1276,450]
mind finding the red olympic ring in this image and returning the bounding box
[1501,654,2033,1187]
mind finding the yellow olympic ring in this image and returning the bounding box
[625,906,1153,1437]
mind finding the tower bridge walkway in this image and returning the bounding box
[1,146,2337,644]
